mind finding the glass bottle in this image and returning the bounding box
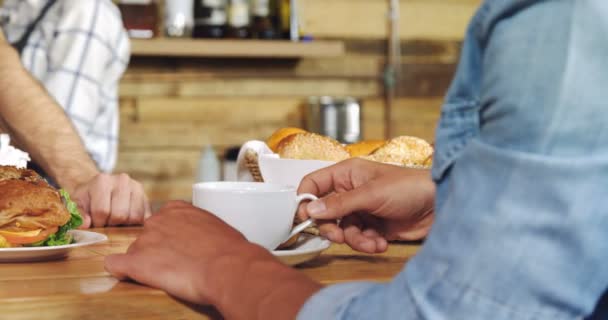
[197,145,221,182]
[118,0,159,39]
[226,0,250,39]
[193,0,228,38]
[165,0,194,37]
[277,0,299,41]
[250,0,276,39]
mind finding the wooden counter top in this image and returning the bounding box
[0,227,420,319]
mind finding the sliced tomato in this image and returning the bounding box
[0,227,58,245]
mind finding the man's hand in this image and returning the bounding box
[0,28,149,228]
[298,158,436,254]
[71,173,151,228]
[105,201,321,319]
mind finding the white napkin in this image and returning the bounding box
[0,134,30,169]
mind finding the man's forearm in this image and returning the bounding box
[0,44,98,191]
[207,244,322,320]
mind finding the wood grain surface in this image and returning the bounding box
[0,228,420,319]
[130,39,345,58]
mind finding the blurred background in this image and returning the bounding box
[2,0,481,202]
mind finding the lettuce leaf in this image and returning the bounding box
[0,235,9,248]
[29,189,83,247]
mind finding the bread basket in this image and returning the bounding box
[244,149,264,183]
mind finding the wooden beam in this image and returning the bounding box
[130,39,345,58]
[120,78,381,98]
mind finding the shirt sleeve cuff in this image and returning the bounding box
[297,282,381,319]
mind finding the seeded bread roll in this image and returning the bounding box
[277,133,350,162]
[367,136,433,167]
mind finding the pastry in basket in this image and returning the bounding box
[277,132,350,162]
[366,136,434,168]
[346,140,387,157]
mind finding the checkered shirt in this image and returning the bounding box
[1,0,130,172]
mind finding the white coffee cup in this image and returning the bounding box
[192,182,317,251]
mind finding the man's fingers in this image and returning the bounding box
[341,215,377,253]
[160,200,191,212]
[298,161,348,196]
[362,229,388,253]
[105,254,132,280]
[127,192,144,226]
[127,181,146,225]
[340,215,388,253]
[72,190,92,229]
[143,193,152,220]
[108,174,131,226]
[298,158,377,196]
[80,212,92,229]
[360,213,389,251]
[316,221,345,243]
[90,176,112,228]
[296,202,309,221]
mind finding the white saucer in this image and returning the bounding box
[0,230,108,263]
[272,234,331,266]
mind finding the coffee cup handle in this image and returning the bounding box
[287,194,318,239]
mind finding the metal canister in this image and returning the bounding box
[306,96,362,144]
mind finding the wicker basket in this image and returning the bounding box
[244,149,264,182]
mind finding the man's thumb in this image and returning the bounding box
[306,187,373,220]
[104,254,131,280]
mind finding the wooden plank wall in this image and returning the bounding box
[116,0,482,201]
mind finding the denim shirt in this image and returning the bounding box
[298,0,608,319]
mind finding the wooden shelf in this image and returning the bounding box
[130,38,345,58]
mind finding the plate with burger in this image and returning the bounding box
[0,166,107,263]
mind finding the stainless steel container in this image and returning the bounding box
[306,96,362,144]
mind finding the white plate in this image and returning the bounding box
[0,230,108,263]
[273,234,331,266]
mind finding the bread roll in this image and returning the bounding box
[277,133,350,162]
[368,136,433,167]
